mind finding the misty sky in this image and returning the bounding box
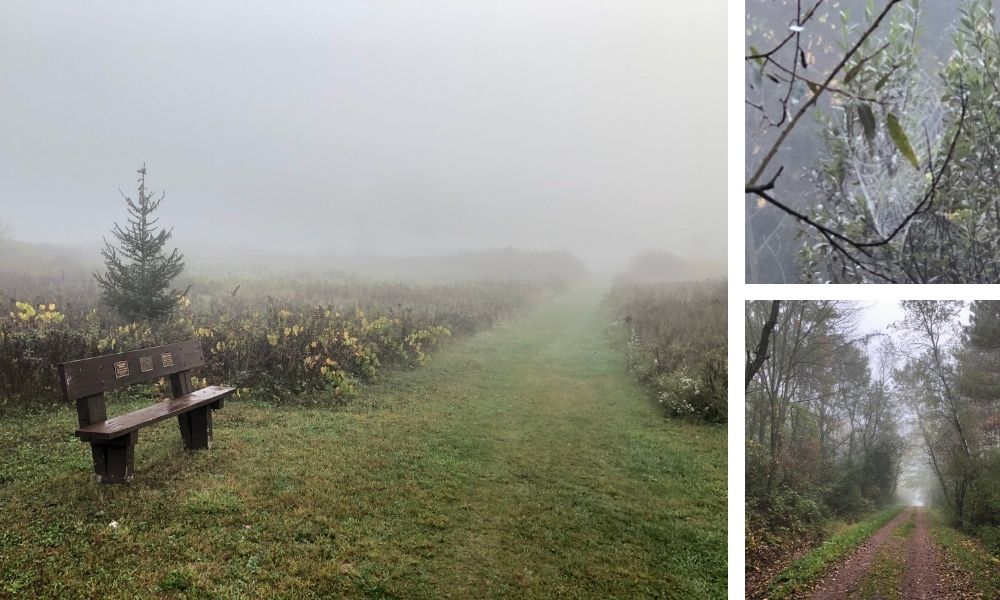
[0,1,725,269]
[857,301,904,340]
[856,300,971,361]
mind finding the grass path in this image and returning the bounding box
[0,288,726,598]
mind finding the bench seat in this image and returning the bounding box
[75,385,234,441]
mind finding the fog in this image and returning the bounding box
[859,301,972,507]
[0,1,725,272]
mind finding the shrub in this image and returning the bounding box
[977,525,1000,556]
[608,279,727,422]
[965,452,1000,553]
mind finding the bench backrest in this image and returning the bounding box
[58,339,206,402]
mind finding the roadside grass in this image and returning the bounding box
[855,510,915,600]
[765,505,906,600]
[0,288,727,599]
[929,510,1000,598]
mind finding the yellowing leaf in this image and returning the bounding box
[887,113,920,169]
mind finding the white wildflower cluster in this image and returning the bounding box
[657,369,705,416]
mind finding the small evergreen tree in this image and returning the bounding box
[95,165,185,320]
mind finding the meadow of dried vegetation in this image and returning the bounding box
[0,241,553,414]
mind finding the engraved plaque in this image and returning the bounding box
[114,360,129,378]
[161,352,174,368]
[139,355,154,373]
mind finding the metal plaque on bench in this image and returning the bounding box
[139,355,154,373]
[161,352,174,368]
[114,360,129,378]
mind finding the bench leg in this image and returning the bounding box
[178,406,213,450]
[90,433,137,484]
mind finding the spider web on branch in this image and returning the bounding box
[852,82,945,242]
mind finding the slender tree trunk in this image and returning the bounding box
[766,397,780,494]
[746,300,781,388]
[917,412,954,512]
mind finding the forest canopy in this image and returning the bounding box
[746,300,1000,568]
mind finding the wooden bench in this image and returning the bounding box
[58,340,234,484]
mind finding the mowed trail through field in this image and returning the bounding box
[0,287,727,598]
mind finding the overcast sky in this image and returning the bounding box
[857,301,904,340]
[856,300,971,358]
[0,1,725,269]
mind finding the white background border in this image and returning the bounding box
[729,1,746,597]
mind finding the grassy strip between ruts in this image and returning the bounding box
[855,510,915,600]
[766,505,906,600]
[928,510,1000,598]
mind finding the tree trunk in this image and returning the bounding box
[746,300,781,388]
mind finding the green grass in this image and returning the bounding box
[894,514,915,539]
[0,287,726,599]
[928,510,1000,598]
[766,505,905,600]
